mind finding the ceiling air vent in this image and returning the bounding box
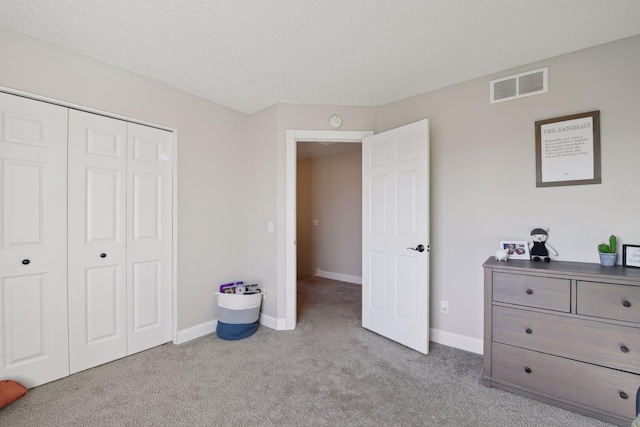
[490,67,548,104]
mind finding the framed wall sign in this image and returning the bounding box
[623,244,640,268]
[535,110,601,187]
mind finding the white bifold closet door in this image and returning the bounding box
[68,111,128,373]
[68,110,172,374]
[0,92,70,388]
[125,122,172,355]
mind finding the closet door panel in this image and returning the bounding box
[132,260,160,330]
[86,168,121,242]
[127,123,172,354]
[85,265,120,342]
[0,92,69,388]
[68,110,127,374]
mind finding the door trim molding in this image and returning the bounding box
[284,129,373,330]
[0,84,179,345]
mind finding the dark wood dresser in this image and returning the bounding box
[483,257,640,426]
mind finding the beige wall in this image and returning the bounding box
[4,23,638,350]
[377,34,640,343]
[246,105,279,318]
[0,27,250,331]
[261,34,640,346]
[297,151,362,279]
[296,158,313,278]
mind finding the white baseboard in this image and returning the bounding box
[174,315,285,344]
[260,313,287,330]
[175,317,482,355]
[174,320,217,344]
[315,269,362,285]
[429,328,483,354]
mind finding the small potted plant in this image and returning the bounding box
[598,235,617,266]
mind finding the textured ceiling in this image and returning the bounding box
[1,1,640,114]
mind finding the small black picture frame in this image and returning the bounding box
[622,244,640,268]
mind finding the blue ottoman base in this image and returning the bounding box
[216,321,259,341]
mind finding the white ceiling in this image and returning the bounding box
[1,1,639,114]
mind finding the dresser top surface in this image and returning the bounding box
[483,257,640,281]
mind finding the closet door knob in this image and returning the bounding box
[622,300,631,308]
[525,328,532,334]
[525,289,533,295]
[22,259,30,265]
[524,367,532,374]
[100,253,107,258]
[619,391,628,400]
[620,345,629,353]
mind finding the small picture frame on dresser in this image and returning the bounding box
[499,241,530,260]
[622,244,640,268]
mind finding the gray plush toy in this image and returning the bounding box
[528,228,558,262]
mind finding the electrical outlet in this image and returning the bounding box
[440,301,449,314]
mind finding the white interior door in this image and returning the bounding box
[126,122,172,354]
[68,110,128,374]
[0,92,70,387]
[362,119,430,354]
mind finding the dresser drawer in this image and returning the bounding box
[493,272,570,312]
[577,281,640,323]
[492,343,640,420]
[493,306,640,374]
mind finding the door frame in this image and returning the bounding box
[0,85,179,344]
[285,129,373,330]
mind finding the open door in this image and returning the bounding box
[362,119,429,354]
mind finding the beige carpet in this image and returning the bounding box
[0,277,614,426]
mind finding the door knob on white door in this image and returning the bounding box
[407,244,425,252]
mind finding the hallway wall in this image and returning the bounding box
[296,150,362,280]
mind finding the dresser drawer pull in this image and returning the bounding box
[620,345,629,353]
[525,328,532,334]
[622,300,631,308]
[525,289,533,295]
[524,367,532,374]
[619,391,629,400]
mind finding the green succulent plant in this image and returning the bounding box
[597,235,617,254]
